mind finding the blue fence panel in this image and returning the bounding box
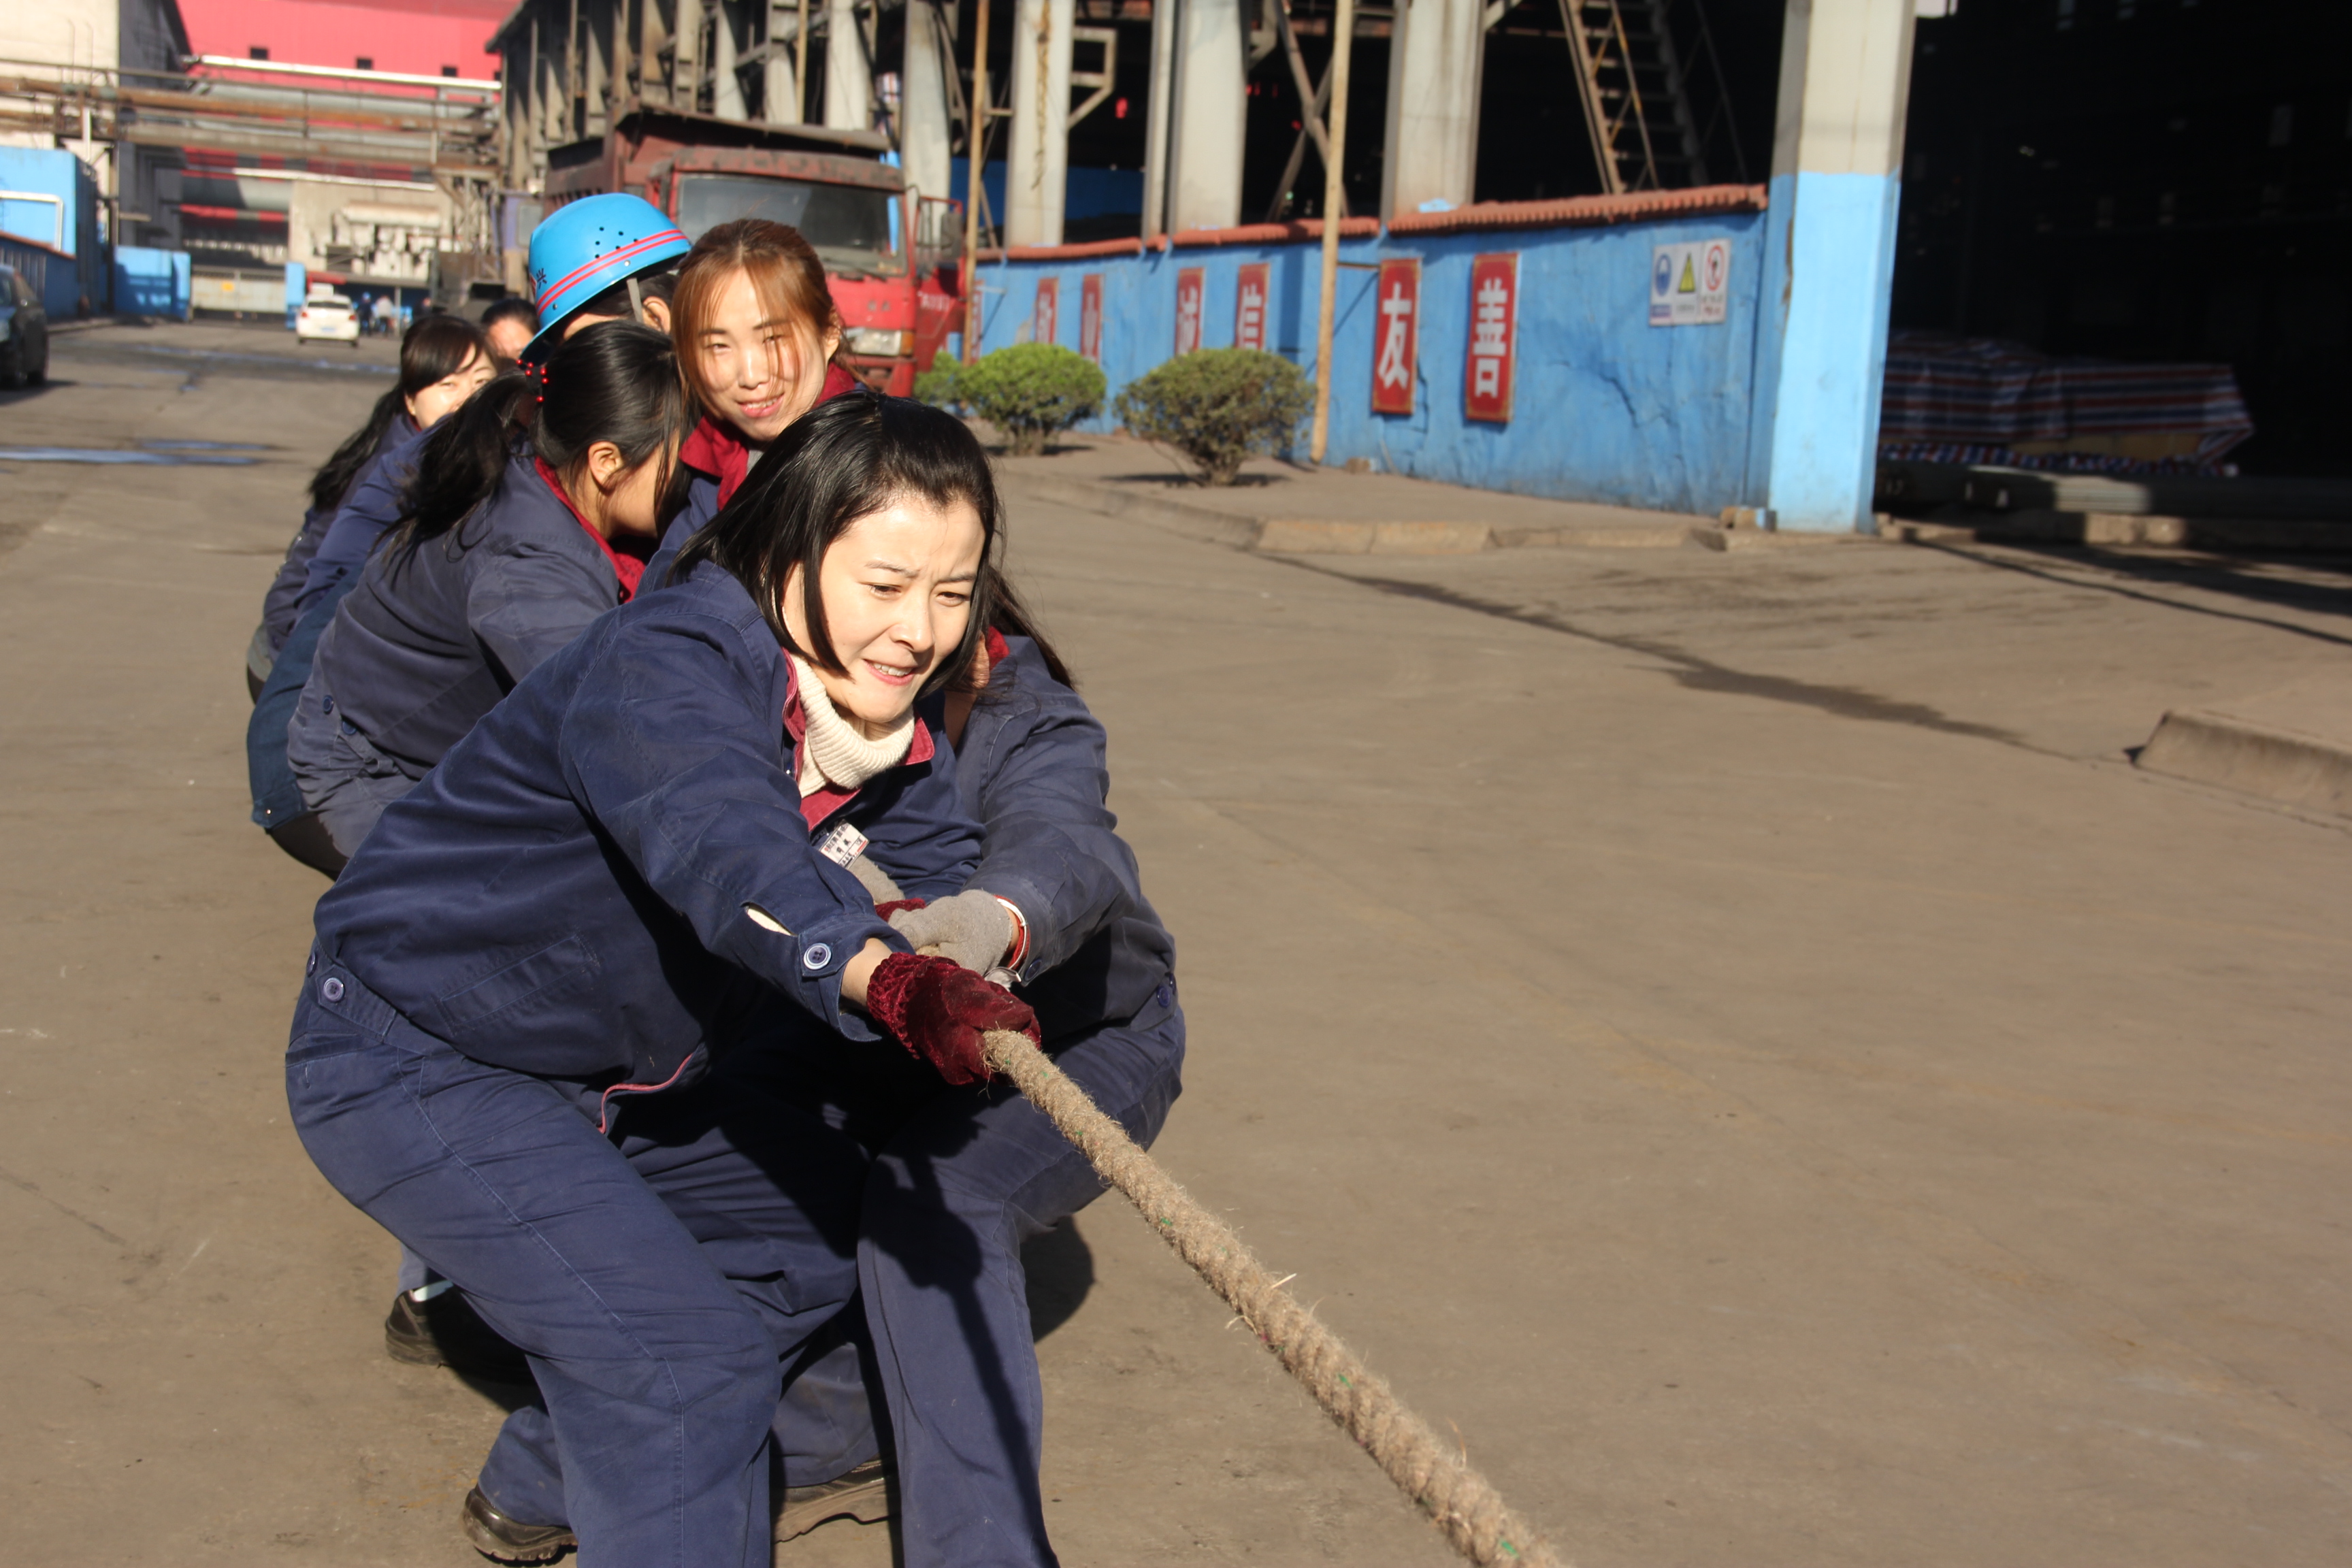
[968,209,1770,517]
[114,246,192,320]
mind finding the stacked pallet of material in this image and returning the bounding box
[1878,331,2253,475]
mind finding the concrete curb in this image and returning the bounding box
[996,469,1264,549]
[2135,708,2352,817]
[997,468,1759,555]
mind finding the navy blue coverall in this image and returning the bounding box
[287,455,634,861]
[740,634,1185,1568]
[246,425,425,851]
[289,561,981,1567]
[248,413,417,685]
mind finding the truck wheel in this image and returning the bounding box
[0,337,21,389]
[25,343,46,385]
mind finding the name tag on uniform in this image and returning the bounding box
[813,821,868,868]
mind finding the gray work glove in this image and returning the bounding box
[846,852,904,906]
[889,889,1015,978]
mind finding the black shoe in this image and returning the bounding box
[774,1458,894,1542]
[461,1486,576,1563]
[385,1288,534,1384]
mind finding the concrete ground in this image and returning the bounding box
[3,322,2350,1566]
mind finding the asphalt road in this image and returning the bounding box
[3,321,2349,1566]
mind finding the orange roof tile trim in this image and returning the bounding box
[977,237,1147,262]
[1386,184,1768,235]
[1165,216,1384,248]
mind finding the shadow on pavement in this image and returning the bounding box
[1921,540,2352,649]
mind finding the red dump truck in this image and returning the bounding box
[539,106,962,396]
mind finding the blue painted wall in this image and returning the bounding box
[0,146,104,316]
[1765,170,1902,533]
[115,246,192,320]
[970,208,1773,516]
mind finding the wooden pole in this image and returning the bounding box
[796,0,813,121]
[1309,0,1356,466]
[961,0,991,363]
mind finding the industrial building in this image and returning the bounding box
[3,1,2341,524]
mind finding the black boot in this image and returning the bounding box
[460,1486,575,1563]
[385,1288,533,1384]
[774,1458,894,1541]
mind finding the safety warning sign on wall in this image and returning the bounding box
[1650,238,1731,326]
[1175,267,1205,354]
[1464,252,1518,423]
[1080,274,1103,361]
[1234,262,1270,351]
[1371,257,1419,417]
[1032,276,1059,346]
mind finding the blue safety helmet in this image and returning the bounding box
[520,193,692,364]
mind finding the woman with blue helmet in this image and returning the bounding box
[519,191,693,356]
[245,199,686,875]
[272,195,691,687]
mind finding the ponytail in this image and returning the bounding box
[390,319,687,563]
[392,372,534,556]
[308,385,407,513]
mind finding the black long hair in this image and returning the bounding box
[981,566,1075,690]
[672,393,1001,700]
[393,320,687,559]
[308,314,492,512]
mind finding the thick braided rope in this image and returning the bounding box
[983,1029,1566,1568]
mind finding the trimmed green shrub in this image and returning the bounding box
[954,342,1107,455]
[1112,348,1314,486]
[912,350,963,410]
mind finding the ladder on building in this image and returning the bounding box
[1554,0,1745,194]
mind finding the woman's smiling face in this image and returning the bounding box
[696,266,843,444]
[404,348,494,428]
[781,493,985,737]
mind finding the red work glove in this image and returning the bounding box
[863,952,1039,1086]
[873,898,928,920]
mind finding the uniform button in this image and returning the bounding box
[321,977,345,1002]
[306,951,318,975]
[802,943,832,971]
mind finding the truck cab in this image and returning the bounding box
[542,108,961,397]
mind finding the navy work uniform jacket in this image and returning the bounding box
[960,636,1176,1043]
[301,456,634,785]
[259,414,419,654]
[291,425,430,625]
[313,560,982,1088]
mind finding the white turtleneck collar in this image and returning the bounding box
[789,653,915,796]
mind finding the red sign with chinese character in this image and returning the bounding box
[1233,262,1271,351]
[1371,257,1419,416]
[1032,277,1059,346]
[1463,252,1518,423]
[1079,273,1103,361]
[1175,267,1205,354]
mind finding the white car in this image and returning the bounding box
[295,295,361,345]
